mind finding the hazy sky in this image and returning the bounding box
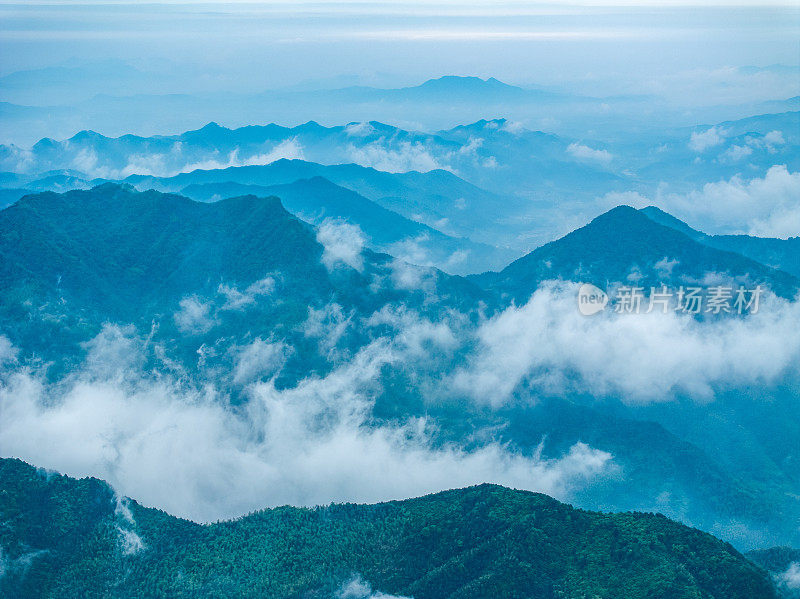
[1,1,797,94]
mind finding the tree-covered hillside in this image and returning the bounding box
[0,458,777,599]
[470,205,799,301]
[0,183,484,373]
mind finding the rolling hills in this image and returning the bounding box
[0,457,777,599]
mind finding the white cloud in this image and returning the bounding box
[721,144,752,162]
[171,277,276,338]
[388,259,436,292]
[39,137,307,180]
[70,147,100,175]
[387,234,434,267]
[0,546,46,581]
[0,145,34,173]
[178,138,306,175]
[81,324,145,380]
[501,120,526,135]
[240,137,306,166]
[174,296,215,334]
[654,257,679,278]
[744,130,787,153]
[336,575,410,599]
[117,526,145,556]
[763,130,786,147]
[450,282,800,406]
[346,140,450,173]
[780,562,800,590]
[303,303,353,357]
[365,305,459,358]
[217,276,275,311]
[602,165,800,239]
[344,122,376,137]
[232,338,288,385]
[0,330,612,523]
[567,142,612,164]
[689,127,727,152]
[317,219,366,272]
[0,336,18,365]
[457,136,483,156]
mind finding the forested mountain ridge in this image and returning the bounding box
[470,205,800,301]
[0,183,485,370]
[0,458,778,599]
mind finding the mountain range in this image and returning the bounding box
[1,11,798,596]
[2,184,799,553]
[0,457,778,599]
[123,158,520,246]
[1,110,796,251]
[0,75,657,145]
[179,176,515,274]
[471,205,800,301]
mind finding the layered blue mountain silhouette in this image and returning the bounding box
[1,95,799,596]
[2,183,799,555]
[470,205,799,301]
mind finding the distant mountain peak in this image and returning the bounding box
[588,204,643,225]
[417,75,521,91]
[294,120,328,133]
[194,121,228,133]
[470,203,800,300]
[457,118,508,128]
[69,130,105,142]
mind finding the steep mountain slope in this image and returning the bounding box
[641,206,800,279]
[0,458,777,599]
[124,158,516,243]
[0,183,333,317]
[470,205,799,302]
[0,183,485,371]
[497,396,797,542]
[0,187,26,210]
[0,182,483,311]
[179,176,515,273]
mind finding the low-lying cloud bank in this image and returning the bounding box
[0,320,611,522]
[451,283,800,406]
[71,138,306,180]
[2,282,799,521]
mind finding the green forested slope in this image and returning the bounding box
[470,206,799,301]
[0,458,776,599]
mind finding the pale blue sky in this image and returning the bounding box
[1,2,797,91]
